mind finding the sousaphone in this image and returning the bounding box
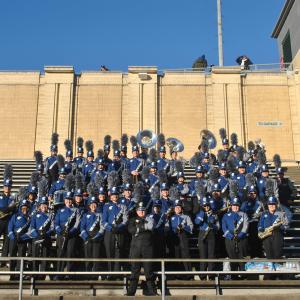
[200,130,217,150]
[136,130,158,148]
[166,137,184,153]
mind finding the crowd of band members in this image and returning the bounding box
[0,133,295,295]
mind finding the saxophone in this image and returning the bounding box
[258,216,283,240]
[0,193,18,220]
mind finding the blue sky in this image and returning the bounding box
[0,0,286,72]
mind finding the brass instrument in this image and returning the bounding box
[136,130,158,148]
[200,130,217,150]
[258,218,283,240]
[0,193,18,220]
[217,200,230,215]
[166,138,184,153]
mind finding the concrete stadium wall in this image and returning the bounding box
[0,72,40,159]
[0,65,299,161]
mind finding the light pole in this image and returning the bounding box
[217,0,224,66]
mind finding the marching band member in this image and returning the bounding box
[157,145,169,172]
[222,197,249,276]
[30,196,53,278]
[101,187,128,279]
[0,170,16,262]
[44,133,59,185]
[54,191,81,279]
[166,199,193,279]
[83,142,96,184]
[8,200,31,280]
[189,165,207,197]
[73,137,86,173]
[80,196,104,277]
[241,185,264,258]
[127,201,156,296]
[195,197,220,279]
[258,196,289,260]
[129,143,143,182]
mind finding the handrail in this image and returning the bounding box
[159,63,294,75]
[1,257,300,262]
[1,257,299,300]
[0,63,294,75]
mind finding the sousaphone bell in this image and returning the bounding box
[136,129,158,148]
[200,130,217,150]
[166,137,184,153]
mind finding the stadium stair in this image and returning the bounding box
[0,160,36,193]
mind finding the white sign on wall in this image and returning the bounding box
[256,121,283,127]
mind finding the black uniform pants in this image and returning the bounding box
[248,221,262,258]
[263,230,284,259]
[152,232,166,280]
[129,239,153,281]
[9,239,27,271]
[104,231,125,272]
[262,230,284,280]
[56,235,77,272]
[32,238,51,272]
[169,232,192,275]
[0,219,9,258]
[84,239,102,272]
[198,230,216,274]
[225,238,248,272]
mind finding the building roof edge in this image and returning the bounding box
[271,0,295,38]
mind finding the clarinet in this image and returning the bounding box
[163,160,170,171]
[155,214,165,230]
[202,213,213,241]
[60,209,77,254]
[149,178,159,193]
[34,212,54,244]
[38,212,53,237]
[135,159,143,173]
[16,215,31,241]
[155,208,173,230]
[233,217,244,253]
[63,209,77,237]
[251,204,262,222]
[112,208,123,249]
[177,216,187,233]
[88,213,101,238]
[133,159,143,184]
[113,208,124,226]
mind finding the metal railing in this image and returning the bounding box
[246,63,293,72]
[0,63,295,76]
[0,257,300,300]
[158,63,294,75]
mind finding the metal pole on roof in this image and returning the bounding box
[217,0,224,66]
